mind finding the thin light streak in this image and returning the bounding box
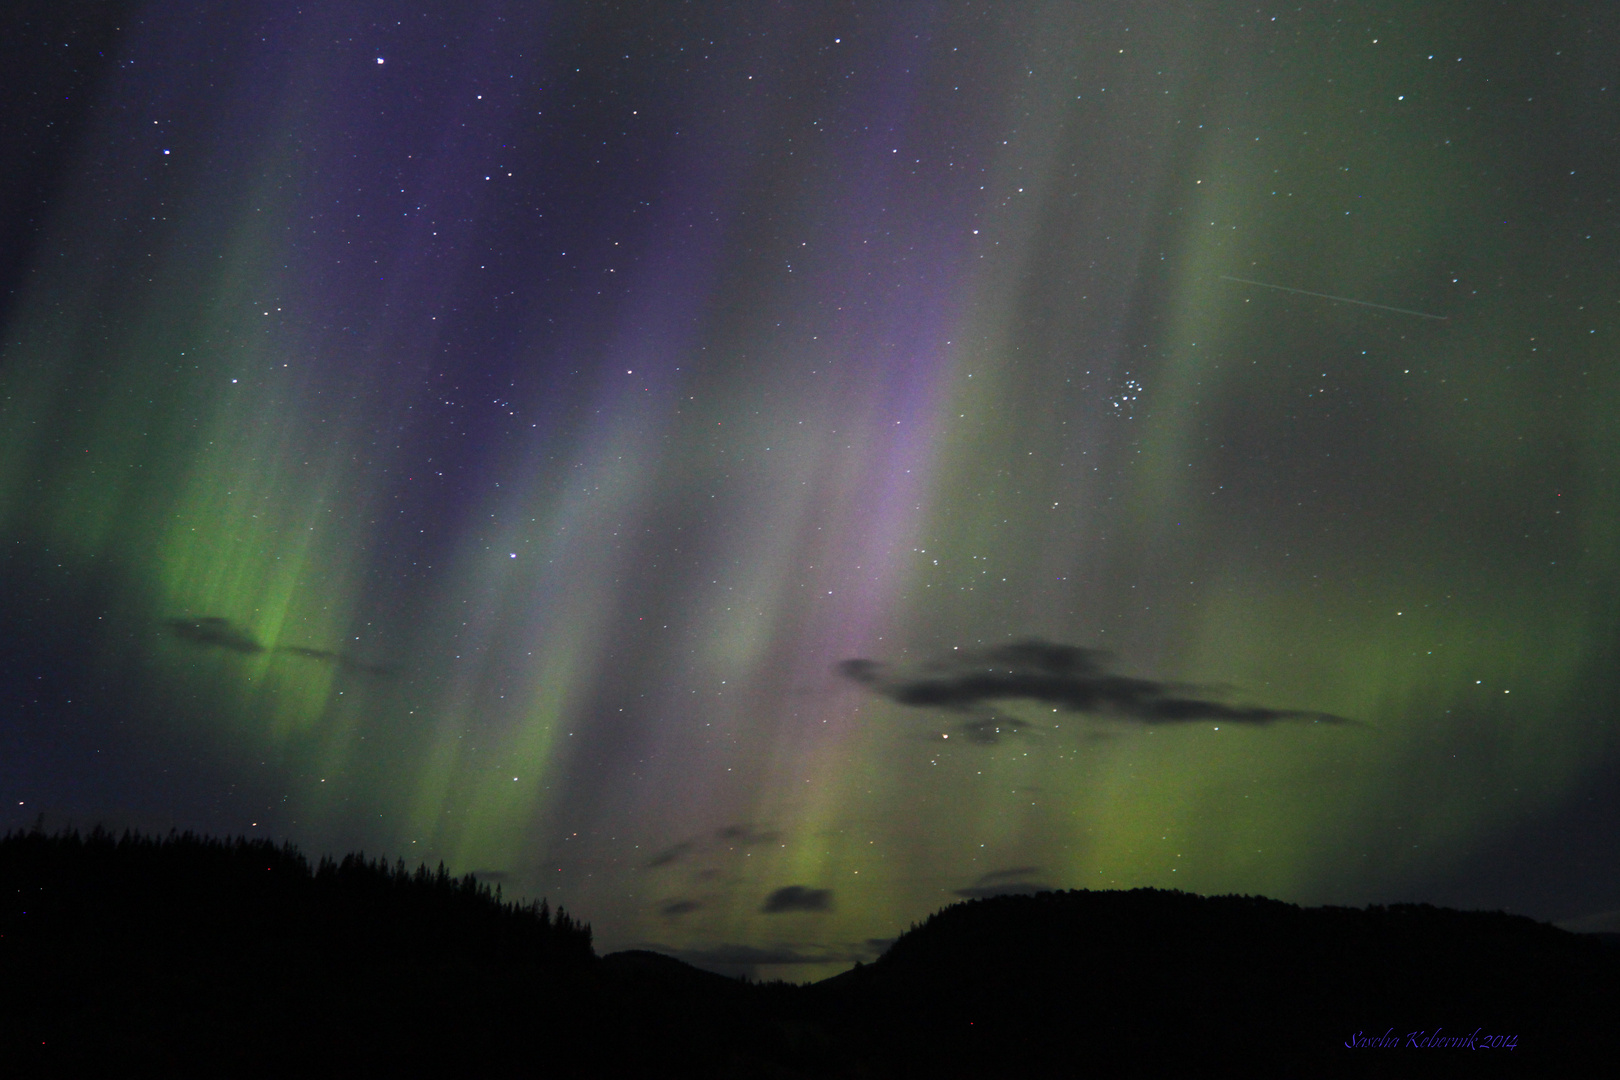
[1219,275,1449,321]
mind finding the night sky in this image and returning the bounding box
[4,1,1619,980]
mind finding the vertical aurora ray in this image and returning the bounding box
[4,1,1619,981]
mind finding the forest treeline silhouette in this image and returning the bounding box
[3,824,1615,1076]
[2,825,597,1074]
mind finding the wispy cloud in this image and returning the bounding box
[761,885,833,913]
[658,898,701,917]
[839,639,1347,726]
[952,866,1055,899]
[646,841,695,868]
[165,617,392,675]
[644,822,779,870]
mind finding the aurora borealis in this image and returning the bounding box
[4,1,1619,980]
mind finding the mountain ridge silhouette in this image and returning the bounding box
[4,826,1613,1076]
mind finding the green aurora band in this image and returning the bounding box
[2,2,1617,978]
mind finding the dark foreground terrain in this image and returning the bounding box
[3,828,1614,1077]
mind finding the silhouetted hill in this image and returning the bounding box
[4,829,1615,1076]
[817,888,1619,1077]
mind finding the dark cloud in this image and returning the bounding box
[658,898,701,917]
[953,866,1054,899]
[646,841,694,868]
[277,645,394,675]
[165,617,263,655]
[975,866,1043,884]
[761,885,833,914]
[646,824,778,870]
[165,617,391,675]
[954,881,1053,899]
[837,639,1349,726]
[469,869,509,883]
